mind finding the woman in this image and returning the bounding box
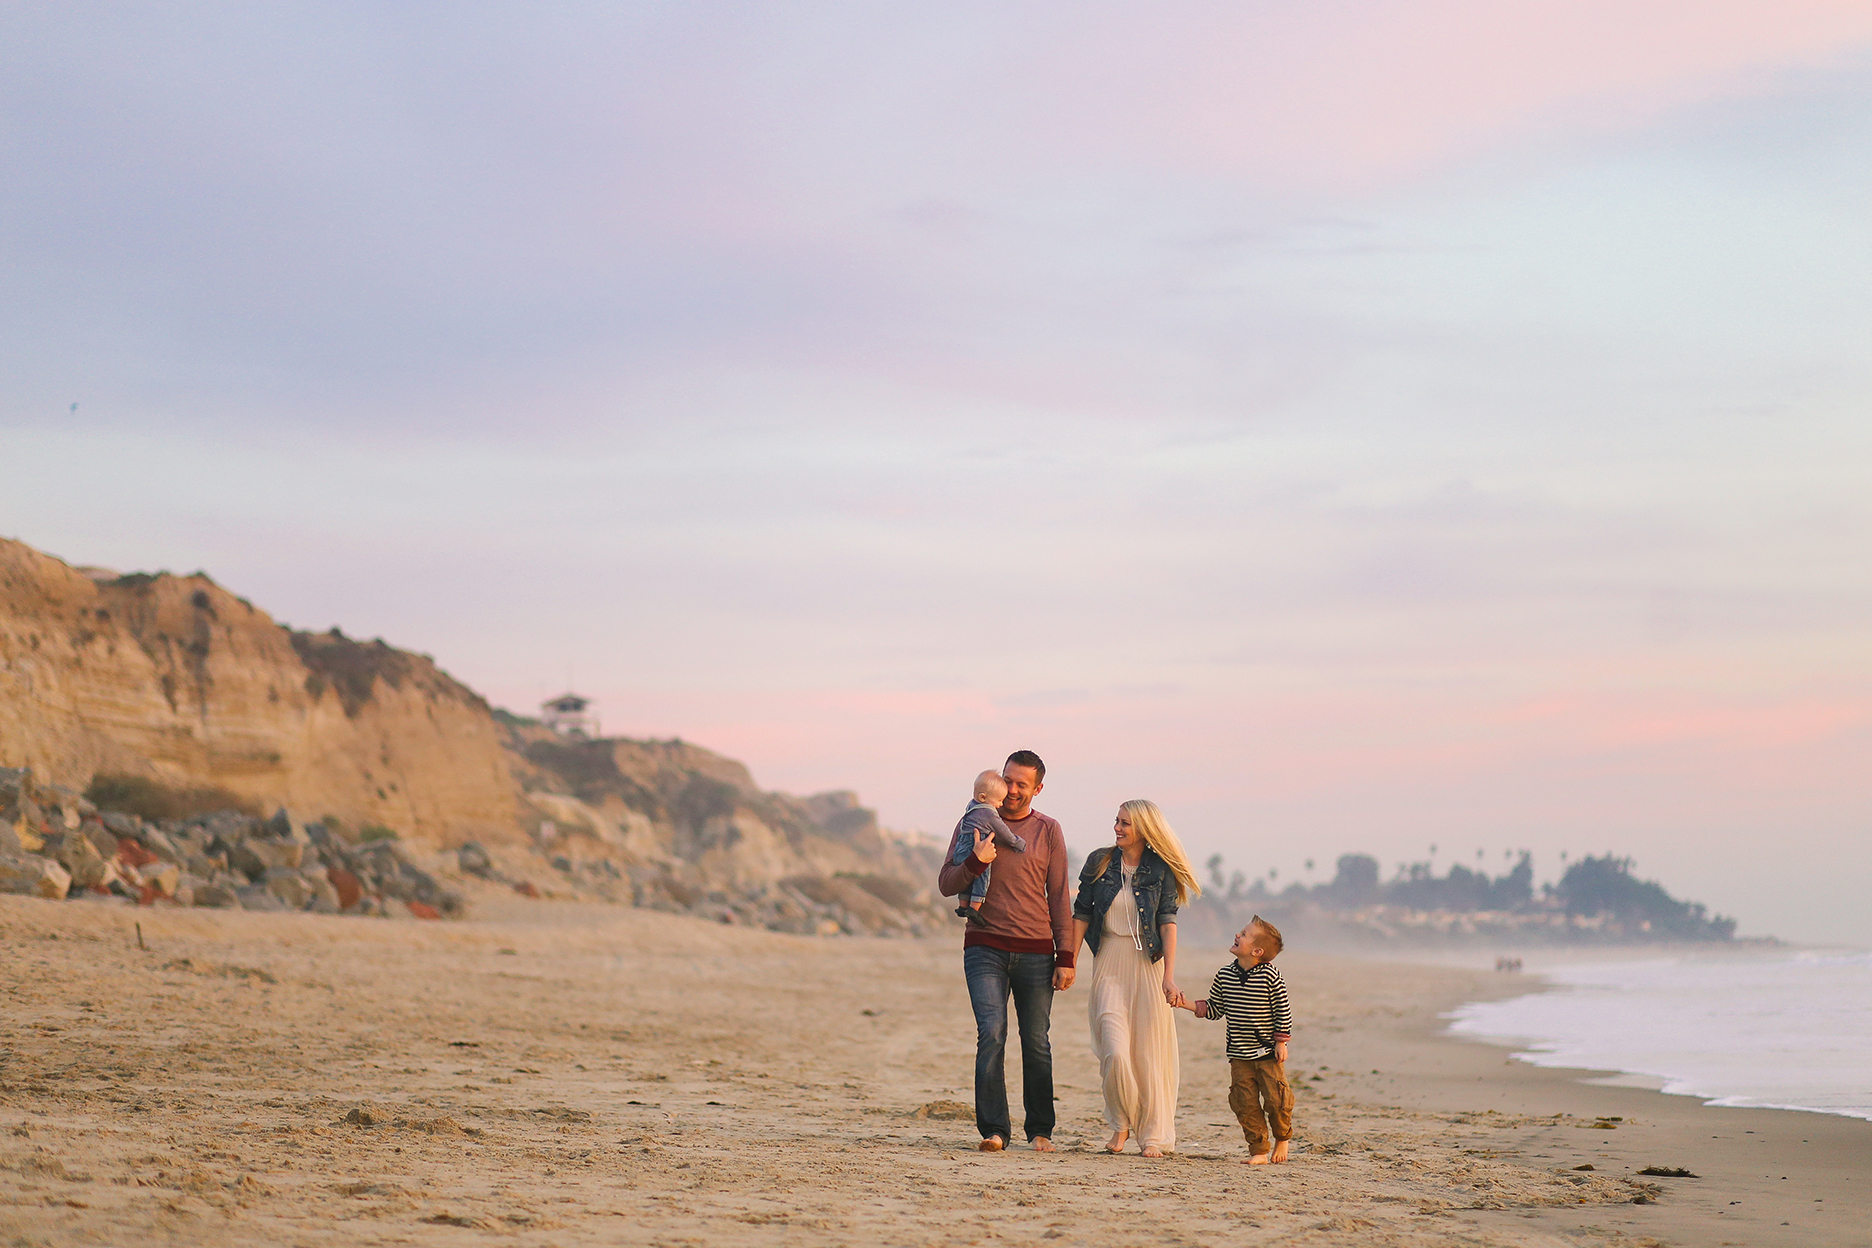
[1070,799,1202,1157]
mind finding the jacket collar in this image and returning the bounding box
[1105,845,1162,879]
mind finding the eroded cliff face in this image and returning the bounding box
[1,537,947,930]
[0,539,522,846]
[505,725,943,924]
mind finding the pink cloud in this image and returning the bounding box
[1009,1,1872,189]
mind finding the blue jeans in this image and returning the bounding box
[963,946,1055,1144]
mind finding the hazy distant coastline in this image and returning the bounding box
[1173,849,1745,948]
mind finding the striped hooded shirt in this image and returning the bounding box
[1200,960,1293,1061]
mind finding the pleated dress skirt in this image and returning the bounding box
[1087,930,1180,1152]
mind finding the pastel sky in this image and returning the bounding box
[5,4,1869,942]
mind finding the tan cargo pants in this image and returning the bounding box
[1228,1056,1294,1155]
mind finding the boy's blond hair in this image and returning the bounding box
[973,770,1008,803]
[1250,914,1284,958]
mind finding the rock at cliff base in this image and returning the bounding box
[235,885,287,912]
[0,853,73,899]
[115,837,161,869]
[457,842,493,878]
[193,880,241,908]
[80,823,117,859]
[233,838,303,878]
[326,867,363,910]
[263,868,316,909]
[132,860,181,898]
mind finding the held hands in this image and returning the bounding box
[1165,981,1208,1016]
[1052,966,1075,991]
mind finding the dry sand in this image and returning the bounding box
[2,893,1867,1247]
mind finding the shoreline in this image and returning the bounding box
[1438,943,1872,1128]
[2,893,1867,1247]
[1290,946,1872,1246]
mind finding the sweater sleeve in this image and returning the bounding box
[935,824,988,898]
[1048,821,1074,967]
[1202,967,1228,1021]
[1269,967,1294,1041]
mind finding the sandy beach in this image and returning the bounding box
[2,892,1867,1248]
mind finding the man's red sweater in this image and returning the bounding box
[937,809,1074,968]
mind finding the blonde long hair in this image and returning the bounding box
[1098,799,1202,904]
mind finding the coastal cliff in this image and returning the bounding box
[0,538,522,845]
[0,537,944,932]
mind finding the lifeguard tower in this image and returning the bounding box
[540,692,599,738]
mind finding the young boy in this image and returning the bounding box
[947,770,1026,927]
[1176,915,1295,1164]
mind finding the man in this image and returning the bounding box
[937,749,1073,1152]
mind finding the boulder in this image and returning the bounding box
[43,831,112,888]
[99,810,143,839]
[326,867,364,910]
[193,880,242,908]
[232,838,303,879]
[132,860,182,898]
[235,885,287,912]
[263,867,316,909]
[0,852,72,899]
[0,769,43,854]
[115,837,161,870]
[132,823,183,863]
[80,823,118,859]
[184,850,225,878]
[306,870,341,912]
[40,788,85,832]
[457,842,493,878]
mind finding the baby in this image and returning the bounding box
[1175,916,1295,1163]
[948,770,1026,926]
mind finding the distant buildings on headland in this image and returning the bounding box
[1183,851,1745,946]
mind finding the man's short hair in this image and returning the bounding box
[1004,750,1046,782]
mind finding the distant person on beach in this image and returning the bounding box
[949,771,1027,926]
[1069,799,1201,1157]
[1174,915,1295,1164]
[937,750,1072,1153]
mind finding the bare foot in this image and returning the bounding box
[1270,1139,1290,1163]
[1141,1144,1163,1158]
[1030,1137,1056,1153]
[979,1136,1004,1152]
[1246,1151,1272,1165]
[1105,1130,1129,1154]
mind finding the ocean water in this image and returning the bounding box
[1445,948,1872,1121]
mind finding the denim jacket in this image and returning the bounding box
[1072,846,1180,963]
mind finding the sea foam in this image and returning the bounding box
[1446,948,1872,1121]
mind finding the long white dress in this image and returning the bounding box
[1087,866,1179,1152]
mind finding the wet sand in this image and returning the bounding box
[2,892,1866,1247]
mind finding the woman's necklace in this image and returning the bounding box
[1119,859,1143,949]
